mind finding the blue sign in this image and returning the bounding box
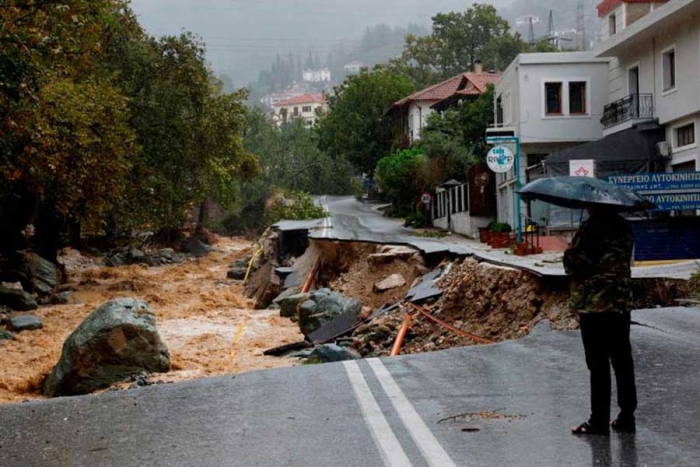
[608,172,700,211]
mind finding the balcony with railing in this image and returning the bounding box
[601,93,654,129]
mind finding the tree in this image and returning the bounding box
[375,149,430,216]
[0,0,137,257]
[417,85,495,185]
[317,67,414,177]
[392,4,528,86]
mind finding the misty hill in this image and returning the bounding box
[130,0,602,87]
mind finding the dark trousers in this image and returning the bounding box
[579,311,637,427]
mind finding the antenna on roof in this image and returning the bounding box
[577,1,587,51]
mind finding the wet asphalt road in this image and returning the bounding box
[1,307,699,467]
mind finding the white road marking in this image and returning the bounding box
[367,359,458,467]
[343,361,413,467]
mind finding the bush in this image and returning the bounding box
[490,222,512,233]
[376,149,430,217]
[265,191,328,226]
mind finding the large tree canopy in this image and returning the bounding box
[0,1,258,257]
[391,4,528,88]
[317,67,414,177]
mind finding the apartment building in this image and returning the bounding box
[492,53,611,229]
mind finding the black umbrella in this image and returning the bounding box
[517,176,656,211]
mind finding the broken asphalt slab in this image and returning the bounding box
[1,307,698,467]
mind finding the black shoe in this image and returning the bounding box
[611,417,636,433]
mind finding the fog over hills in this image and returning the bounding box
[130,0,600,87]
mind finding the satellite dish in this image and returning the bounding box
[516,14,540,26]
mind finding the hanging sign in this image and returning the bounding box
[569,159,595,177]
[608,171,700,211]
[486,146,515,173]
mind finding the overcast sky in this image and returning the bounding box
[129,0,596,86]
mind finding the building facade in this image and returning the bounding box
[302,68,331,83]
[389,65,500,145]
[272,94,327,128]
[492,53,611,229]
[596,0,700,170]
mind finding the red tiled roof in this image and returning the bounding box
[597,0,669,18]
[391,72,500,109]
[274,93,326,106]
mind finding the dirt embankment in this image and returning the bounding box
[354,259,575,357]
[0,237,303,404]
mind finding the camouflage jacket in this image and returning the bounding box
[563,212,634,313]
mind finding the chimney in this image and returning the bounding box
[474,60,483,74]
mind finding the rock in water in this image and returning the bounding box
[0,330,15,341]
[4,252,61,296]
[310,344,361,363]
[226,268,247,280]
[298,289,361,336]
[179,237,211,258]
[274,291,308,318]
[43,298,170,397]
[0,286,38,311]
[7,314,43,332]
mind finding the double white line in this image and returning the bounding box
[343,359,458,467]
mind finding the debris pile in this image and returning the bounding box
[351,259,574,357]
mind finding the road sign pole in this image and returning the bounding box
[485,135,523,243]
[514,137,522,243]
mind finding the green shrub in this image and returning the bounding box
[491,222,512,233]
[376,149,430,217]
[265,191,328,226]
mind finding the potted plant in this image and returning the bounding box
[488,222,512,248]
[479,221,497,243]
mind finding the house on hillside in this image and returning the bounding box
[388,62,500,146]
[343,61,365,74]
[272,93,327,128]
[302,68,331,83]
[491,52,611,231]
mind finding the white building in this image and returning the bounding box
[595,0,699,169]
[343,61,364,74]
[302,68,331,83]
[272,93,327,128]
[389,64,500,145]
[492,52,611,229]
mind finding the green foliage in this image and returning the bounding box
[390,4,527,87]
[265,191,328,226]
[688,266,700,298]
[490,222,512,233]
[0,1,258,256]
[376,149,430,217]
[318,67,414,177]
[417,85,495,185]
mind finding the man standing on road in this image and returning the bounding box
[564,206,637,435]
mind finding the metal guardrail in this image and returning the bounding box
[601,93,653,128]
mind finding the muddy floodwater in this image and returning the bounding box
[0,237,303,404]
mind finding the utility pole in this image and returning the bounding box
[577,1,587,51]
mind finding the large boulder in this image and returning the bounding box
[0,286,38,311]
[179,237,212,258]
[298,289,361,336]
[43,298,170,397]
[7,314,43,332]
[4,252,61,296]
[274,290,307,319]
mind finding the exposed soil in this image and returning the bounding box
[353,258,575,357]
[0,237,302,404]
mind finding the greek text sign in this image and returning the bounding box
[608,172,700,211]
[486,146,515,173]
